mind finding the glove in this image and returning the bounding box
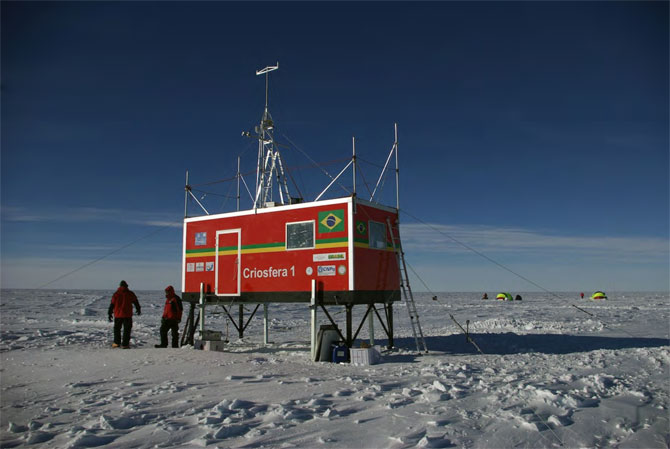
[136,309,141,316]
[108,315,113,322]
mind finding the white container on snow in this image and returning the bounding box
[350,345,381,365]
[194,339,225,352]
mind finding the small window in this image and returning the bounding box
[286,221,314,250]
[368,221,387,250]
[195,232,207,246]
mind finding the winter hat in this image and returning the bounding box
[120,280,128,287]
[165,285,175,295]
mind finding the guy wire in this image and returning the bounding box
[36,217,183,289]
[398,208,640,339]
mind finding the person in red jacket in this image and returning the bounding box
[155,285,183,348]
[108,280,141,348]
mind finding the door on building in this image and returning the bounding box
[215,229,241,296]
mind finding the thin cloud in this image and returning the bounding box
[400,222,668,262]
[2,206,182,228]
[43,245,118,252]
[1,256,181,290]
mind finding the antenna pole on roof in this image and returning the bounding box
[394,123,399,211]
[237,156,240,212]
[184,170,189,218]
[256,62,279,113]
[352,136,357,197]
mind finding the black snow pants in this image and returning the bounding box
[114,317,133,347]
[159,318,180,348]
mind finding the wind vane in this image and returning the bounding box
[256,61,279,112]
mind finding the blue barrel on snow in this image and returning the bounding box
[332,342,349,363]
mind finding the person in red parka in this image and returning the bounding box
[155,285,183,348]
[108,280,141,348]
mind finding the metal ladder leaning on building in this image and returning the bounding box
[387,218,428,353]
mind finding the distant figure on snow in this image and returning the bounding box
[580,292,584,299]
[108,280,141,348]
[482,293,489,300]
[155,285,183,348]
[514,294,522,301]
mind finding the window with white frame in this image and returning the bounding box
[286,220,314,250]
[368,221,387,250]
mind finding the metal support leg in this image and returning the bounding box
[368,303,375,346]
[388,302,394,349]
[263,304,269,346]
[310,280,317,361]
[199,283,205,337]
[352,305,373,343]
[346,304,353,347]
[238,305,244,339]
[221,306,241,335]
[318,303,346,343]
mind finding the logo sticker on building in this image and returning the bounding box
[196,262,205,272]
[195,232,207,246]
[318,210,344,233]
[205,262,214,272]
[313,252,346,262]
[317,265,336,276]
[187,263,195,272]
[338,265,347,275]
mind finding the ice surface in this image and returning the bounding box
[0,290,668,448]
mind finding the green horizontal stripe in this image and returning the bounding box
[316,237,348,244]
[187,242,285,254]
[186,248,216,254]
[186,238,348,254]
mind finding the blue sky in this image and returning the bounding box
[2,2,668,292]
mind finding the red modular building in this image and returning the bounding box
[182,196,400,306]
[179,63,416,350]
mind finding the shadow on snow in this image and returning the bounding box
[184,334,668,360]
[386,333,669,356]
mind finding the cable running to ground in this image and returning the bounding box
[281,133,351,196]
[398,208,640,339]
[36,217,183,289]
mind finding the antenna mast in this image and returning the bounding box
[250,62,292,209]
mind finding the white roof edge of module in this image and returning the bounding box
[354,198,398,214]
[184,197,353,223]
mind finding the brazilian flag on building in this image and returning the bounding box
[318,209,344,233]
[355,220,367,236]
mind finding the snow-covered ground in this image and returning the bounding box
[1,289,668,448]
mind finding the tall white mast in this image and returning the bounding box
[250,62,292,209]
